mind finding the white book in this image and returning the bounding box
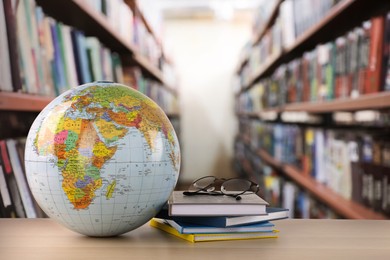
[168,191,268,216]
[61,24,79,88]
[280,0,296,48]
[6,139,37,218]
[16,0,38,93]
[0,0,13,91]
[0,165,12,208]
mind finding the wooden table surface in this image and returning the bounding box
[0,218,389,260]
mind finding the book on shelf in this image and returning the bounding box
[156,206,288,228]
[365,15,385,94]
[0,140,25,218]
[0,0,13,92]
[149,218,278,243]
[0,159,14,217]
[35,6,56,97]
[384,12,390,91]
[3,0,22,92]
[163,219,275,234]
[5,139,36,218]
[0,138,46,218]
[167,191,269,216]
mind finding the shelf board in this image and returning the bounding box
[284,92,390,112]
[0,92,52,112]
[283,164,387,220]
[237,91,390,116]
[36,0,167,86]
[257,149,387,219]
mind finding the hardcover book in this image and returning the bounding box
[164,219,275,234]
[167,191,269,216]
[150,218,278,243]
[156,206,288,228]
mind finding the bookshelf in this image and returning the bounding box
[0,0,179,217]
[239,0,390,92]
[234,0,390,219]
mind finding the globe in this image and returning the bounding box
[24,81,180,237]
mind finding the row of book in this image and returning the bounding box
[242,11,283,88]
[0,138,45,218]
[234,137,338,219]
[239,0,341,89]
[251,0,278,39]
[0,1,179,115]
[0,1,175,100]
[237,12,390,105]
[279,0,342,48]
[251,0,339,50]
[150,190,288,242]
[238,118,390,216]
[78,0,162,68]
[3,0,124,95]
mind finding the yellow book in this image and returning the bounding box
[149,218,279,243]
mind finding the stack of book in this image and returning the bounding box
[150,191,289,243]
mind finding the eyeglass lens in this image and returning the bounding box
[189,176,216,192]
[221,179,254,195]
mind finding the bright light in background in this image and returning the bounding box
[210,0,234,20]
[138,0,265,20]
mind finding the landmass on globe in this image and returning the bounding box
[32,84,179,210]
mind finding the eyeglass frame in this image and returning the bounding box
[182,176,260,200]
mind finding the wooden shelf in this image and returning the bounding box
[237,91,390,117]
[124,0,160,45]
[236,0,282,74]
[132,54,177,95]
[252,0,283,45]
[284,92,390,113]
[283,164,387,220]
[256,149,387,220]
[242,51,282,90]
[0,92,52,112]
[239,0,390,92]
[36,0,168,86]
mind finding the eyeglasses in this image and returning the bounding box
[182,176,260,200]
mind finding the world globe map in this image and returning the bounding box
[25,81,180,237]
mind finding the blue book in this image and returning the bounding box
[50,20,66,95]
[164,219,275,234]
[156,206,289,227]
[150,219,279,243]
[70,30,91,84]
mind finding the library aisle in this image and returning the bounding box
[1,0,390,223]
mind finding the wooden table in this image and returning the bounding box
[1,218,389,259]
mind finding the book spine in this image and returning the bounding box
[365,15,385,94]
[3,0,23,92]
[0,140,25,217]
[0,0,13,92]
[6,139,37,218]
[383,12,390,91]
